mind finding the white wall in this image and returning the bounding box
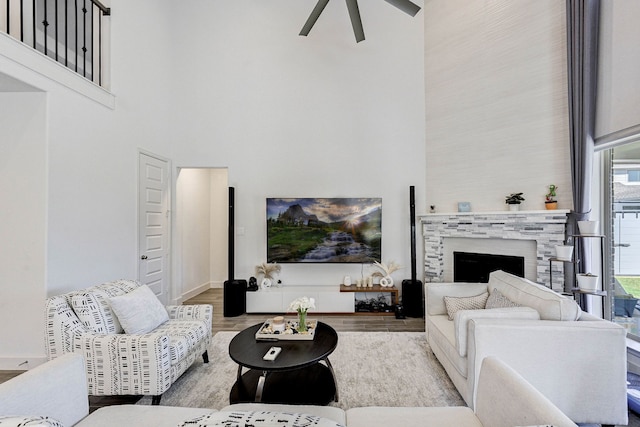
[210,169,228,288]
[177,168,212,298]
[424,0,573,213]
[3,0,581,363]
[167,1,426,286]
[0,92,47,368]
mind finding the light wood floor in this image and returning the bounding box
[196,288,426,333]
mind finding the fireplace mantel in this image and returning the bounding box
[420,210,570,289]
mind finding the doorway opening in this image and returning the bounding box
[176,167,229,302]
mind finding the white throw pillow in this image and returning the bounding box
[485,288,521,309]
[109,285,169,334]
[177,411,346,427]
[444,292,488,320]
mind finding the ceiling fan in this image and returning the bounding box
[299,0,421,43]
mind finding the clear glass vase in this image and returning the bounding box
[297,310,308,333]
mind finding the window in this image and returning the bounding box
[605,141,640,340]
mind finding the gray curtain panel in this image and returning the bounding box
[566,0,600,288]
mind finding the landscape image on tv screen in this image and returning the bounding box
[267,198,382,263]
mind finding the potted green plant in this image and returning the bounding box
[545,184,558,210]
[505,193,525,211]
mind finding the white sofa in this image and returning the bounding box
[0,352,577,427]
[426,269,628,426]
[44,280,213,404]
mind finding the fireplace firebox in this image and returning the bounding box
[453,251,525,283]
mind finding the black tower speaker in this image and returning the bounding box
[228,187,234,280]
[224,187,246,317]
[402,185,424,318]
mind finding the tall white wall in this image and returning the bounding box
[167,1,426,286]
[177,168,212,298]
[1,1,578,363]
[424,0,573,213]
[0,92,47,367]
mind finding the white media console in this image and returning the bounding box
[246,286,354,313]
[246,285,399,314]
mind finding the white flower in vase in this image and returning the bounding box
[288,296,316,333]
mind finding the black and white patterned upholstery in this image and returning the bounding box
[44,280,213,399]
[0,415,65,426]
[178,411,346,427]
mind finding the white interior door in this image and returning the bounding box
[138,152,171,303]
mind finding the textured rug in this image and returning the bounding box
[137,331,464,410]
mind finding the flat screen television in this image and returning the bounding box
[267,198,382,263]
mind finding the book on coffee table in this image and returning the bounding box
[255,318,318,341]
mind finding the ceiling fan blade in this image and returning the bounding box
[383,0,421,17]
[345,0,365,42]
[300,0,330,36]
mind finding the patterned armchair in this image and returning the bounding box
[45,280,212,404]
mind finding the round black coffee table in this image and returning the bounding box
[228,321,339,405]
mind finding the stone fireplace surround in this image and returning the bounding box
[420,210,570,290]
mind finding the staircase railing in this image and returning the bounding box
[1,0,110,87]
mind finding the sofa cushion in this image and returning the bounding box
[221,404,346,425]
[70,291,122,334]
[428,315,468,378]
[485,288,520,309]
[0,416,64,427]
[153,319,210,363]
[74,405,213,427]
[68,280,141,335]
[444,292,488,320]
[488,270,581,321]
[109,285,169,334]
[454,307,540,357]
[345,407,482,427]
[178,411,345,427]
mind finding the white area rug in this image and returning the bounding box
[137,331,464,410]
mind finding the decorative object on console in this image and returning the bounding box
[266,198,382,263]
[373,260,402,287]
[272,316,285,333]
[256,262,281,290]
[577,273,599,291]
[247,277,259,292]
[288,296,316,333]
[577,220,599,235]
[457,202,471,212]
[545,184,558,210]
[344,275,352,286]
[505,192,525,211]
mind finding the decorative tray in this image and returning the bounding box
[255,318,318,341]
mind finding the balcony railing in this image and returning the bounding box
[1,0,110,87]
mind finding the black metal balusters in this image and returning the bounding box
[2,0,109,86]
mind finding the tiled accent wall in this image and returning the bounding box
[420,210,569,290]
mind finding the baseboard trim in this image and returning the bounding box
[182,279,225,300]
[0,356,47,370]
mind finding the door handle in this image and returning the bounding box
[141,255,148,260]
